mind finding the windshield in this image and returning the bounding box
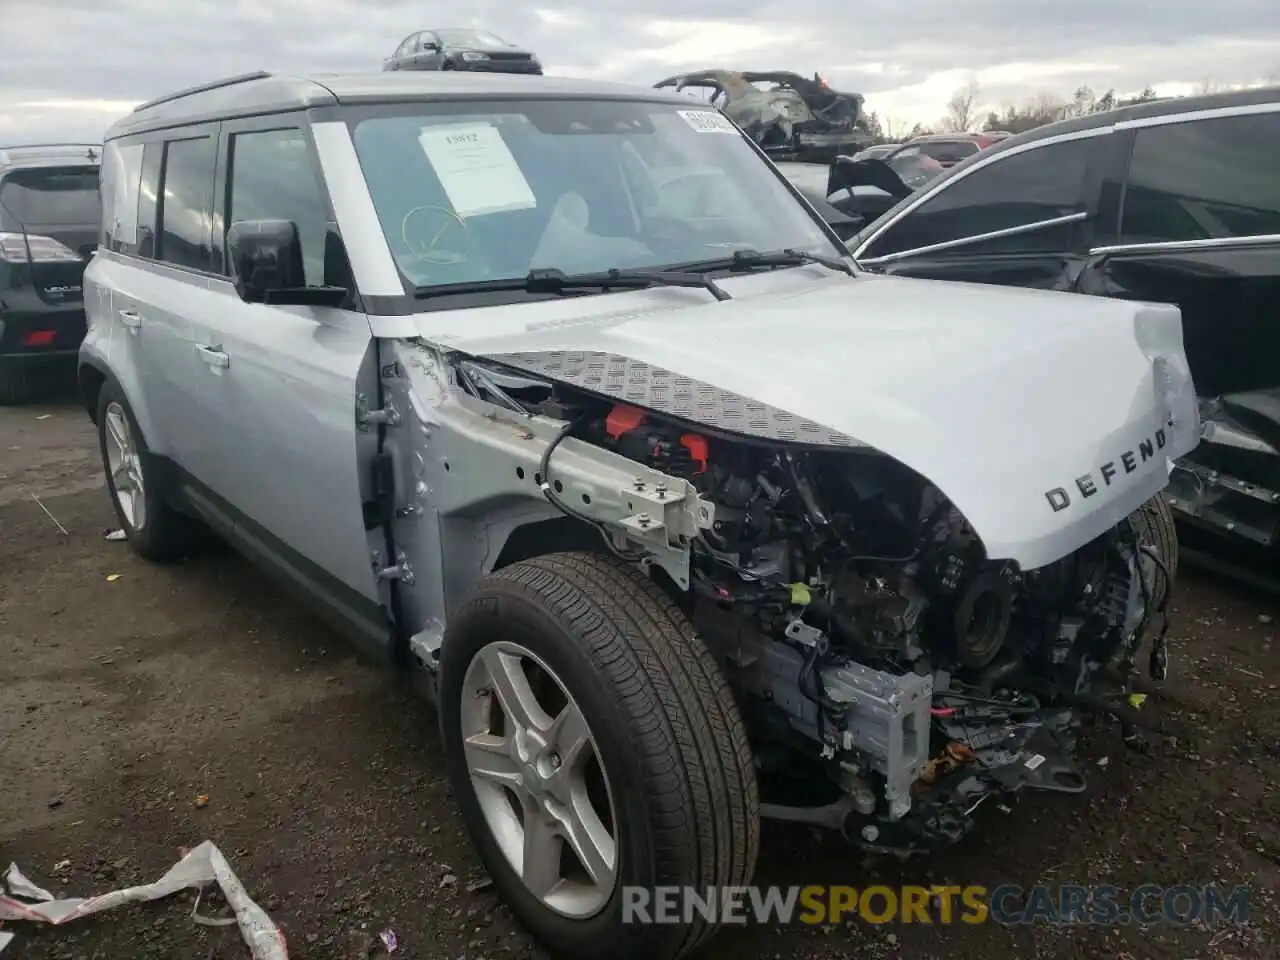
[0,166,101,231]
[352,99,839,293]
[436,29,510,48]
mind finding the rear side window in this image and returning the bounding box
[101,142,143,252]
[157,135,216,271]
[0,167,101,232]
[1120,112,1280,244]
[135,144,162,258]
[226,128,330,285]
[862,137,1092,259]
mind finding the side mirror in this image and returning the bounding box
[226,219,348,307]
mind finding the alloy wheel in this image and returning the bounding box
[459,640,618,918]
[104,400,147,532]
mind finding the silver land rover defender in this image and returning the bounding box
[80,70,1198,960]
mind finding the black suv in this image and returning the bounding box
[0,143,101,404]
[842,87,1280,551]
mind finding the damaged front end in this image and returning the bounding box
[653,69,870,163]
[399,341,1183,857]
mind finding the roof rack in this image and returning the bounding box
[0,142,101,151]
[0,143,102,166]
[132,70,274,113]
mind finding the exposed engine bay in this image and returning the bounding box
[455,358,1177,855]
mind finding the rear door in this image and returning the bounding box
[852,132,1109,290]
[190,113,384,612]
[97,132,211,469]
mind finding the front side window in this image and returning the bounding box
[226,128,329,285]
[862,137,1092,259]
[157,136,216,271]
[0,166,101,233]
[1120,112,1280,244]
[351,99,838,294]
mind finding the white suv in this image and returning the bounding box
[80,70,1197,960]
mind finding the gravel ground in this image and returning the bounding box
[1,396,1277,960]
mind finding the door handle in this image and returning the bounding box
[118,309,141,329]
[197,344,230,370]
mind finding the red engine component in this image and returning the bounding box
[601,403,709,477]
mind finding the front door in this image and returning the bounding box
[190,115,386,617]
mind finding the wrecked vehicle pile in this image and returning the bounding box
[654,69,870,161]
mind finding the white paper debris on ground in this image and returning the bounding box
[0,841,287,959]
[0,930,15,954]
[104,528,128,542]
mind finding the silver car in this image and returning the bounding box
[80,69,1198,960]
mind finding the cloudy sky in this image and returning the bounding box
[2,0,1278,143]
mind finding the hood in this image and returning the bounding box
[412,270,1200,570]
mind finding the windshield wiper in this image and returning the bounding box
[414,266,731,301]
[527,267,732,301]
[687,248,855,277]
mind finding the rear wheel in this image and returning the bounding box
[439,552,759,960]
[96,381,199,562]
[0,364,40,405]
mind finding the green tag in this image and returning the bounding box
[789,582,812,606]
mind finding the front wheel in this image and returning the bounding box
[1129,492,1179,608]
[439,552,759,960]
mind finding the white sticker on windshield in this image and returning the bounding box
[678,109,738,134]
[417,123,537,218]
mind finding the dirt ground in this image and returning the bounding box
[1,393,1276,960]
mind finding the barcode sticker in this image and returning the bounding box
[678,109,738,134]
[1024,753,1046,770]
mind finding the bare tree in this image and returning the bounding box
[942,79,981,132]
[881,115,910,141]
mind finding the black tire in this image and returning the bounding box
[439,552,759,960]
[96,380,198,562]
[1128,492,1179,609]
[0,365,40,405]
[442,60,456,70]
